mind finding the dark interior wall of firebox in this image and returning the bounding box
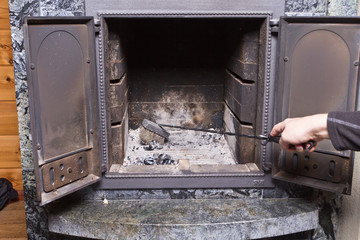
[120,18,228,129]
[105,21,129,167]
[223,24,260,164]
[105,18,263,166]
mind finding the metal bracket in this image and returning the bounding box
[41,152,89,192]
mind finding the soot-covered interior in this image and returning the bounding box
[104,17,266,174]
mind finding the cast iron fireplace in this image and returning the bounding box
[24,13,359,205]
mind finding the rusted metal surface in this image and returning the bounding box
[105,22,129,168]
[223,106,255,164]
[28,24,89,162]
[227,59,258,83]
[41,152,89,192]
[273,171,350,194]
[110,90,128,124]
[109,112,128,166]
[108,74,128,108]
[109,76,128,124]
[106,31,126,81]
[283,151,348,183]
[24,17,101,205]
[224,70,257,124]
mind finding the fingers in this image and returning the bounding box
[283,143,304,152]
[307,142,318,152]
[278,133,317,152]
[271,116,322,153]
[278,137,289,151]
[295,144,304,152]
[271,121,285,137]
[285,143,316,152]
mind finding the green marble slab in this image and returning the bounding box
[48,198,318,239]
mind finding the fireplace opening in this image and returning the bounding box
[104,17,267,174]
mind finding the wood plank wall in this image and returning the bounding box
[0,0,23,195]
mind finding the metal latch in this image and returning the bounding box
[270,19,279,33]
[94,18,100,33]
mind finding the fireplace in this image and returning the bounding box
[12,0,360,239]
[23,9,359,207]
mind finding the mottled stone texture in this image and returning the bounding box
[9,0,38,171]
[285,0,327,15]
[285,0,359,16]
[79,188,263,201]
[311,191,342,240]
[22,169,49,239]
[47,198,318,240]
[328,0,358,16]
[40,0,85,16]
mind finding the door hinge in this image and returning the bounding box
[101,164,107,173]
[262,162,272,172]
[94,18,100,33]
[270,19,279,33]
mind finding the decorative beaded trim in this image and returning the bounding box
[98,10,273,17]
[97,20,109,169]
[262,17,272,171]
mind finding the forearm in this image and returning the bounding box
[271,111,360,152]
[328,111,360,151]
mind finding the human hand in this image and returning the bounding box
[270,114,329,152]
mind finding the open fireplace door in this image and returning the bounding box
[24,17,101,206]
[273,17,360,194]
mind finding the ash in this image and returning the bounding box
[123,127,236,166]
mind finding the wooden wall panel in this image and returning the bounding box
[0,200,27,238]
[0,29,13,65]
[0,135,20,168]
[0,0,22,193]
[0,65,15,100]
[0,0,10,30]
[0,101,18,135]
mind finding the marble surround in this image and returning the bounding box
[47,198,318,239]
[8,0,358,239]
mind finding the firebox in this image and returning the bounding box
[24,12,360,205]
[104,16,266,174]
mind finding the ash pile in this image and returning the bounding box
[123,125,236,166]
